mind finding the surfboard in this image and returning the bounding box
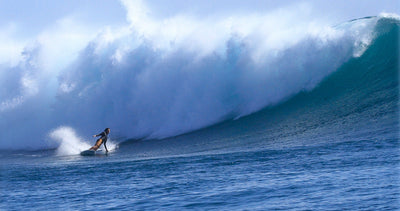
[80,149,96,156]
[81,149,96,156]
[80,149,108,156]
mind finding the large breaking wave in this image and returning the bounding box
[0,0,398,150]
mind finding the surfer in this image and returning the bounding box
[89,128,110,153]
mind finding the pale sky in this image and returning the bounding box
[0,0,398,38]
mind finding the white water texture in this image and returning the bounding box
[0,0,381,149]
[49,127,91,155]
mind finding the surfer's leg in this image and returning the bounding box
[90,139,103,151]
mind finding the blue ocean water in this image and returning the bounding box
[1,138,398,210]
[0,14,399,210]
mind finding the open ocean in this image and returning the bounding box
[0,13,399,210]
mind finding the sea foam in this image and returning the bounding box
[0,1,385,149]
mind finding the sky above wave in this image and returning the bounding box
[0,0,398,37]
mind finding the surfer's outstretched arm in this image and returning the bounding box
[93,133,102,137]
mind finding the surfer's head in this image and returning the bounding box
[104,128,110,134]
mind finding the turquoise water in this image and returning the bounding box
[1,16,399,210]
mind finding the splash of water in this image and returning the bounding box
[49,126,91,155]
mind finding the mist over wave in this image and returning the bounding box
[0,0,396,150]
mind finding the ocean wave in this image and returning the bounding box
[0,0,397,150]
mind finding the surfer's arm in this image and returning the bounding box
[93,132,105,137]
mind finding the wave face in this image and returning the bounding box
[0,3,398,150]
[199,16,400,149]
[141,15,399,156]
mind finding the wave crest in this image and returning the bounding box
[0,0,394,149]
